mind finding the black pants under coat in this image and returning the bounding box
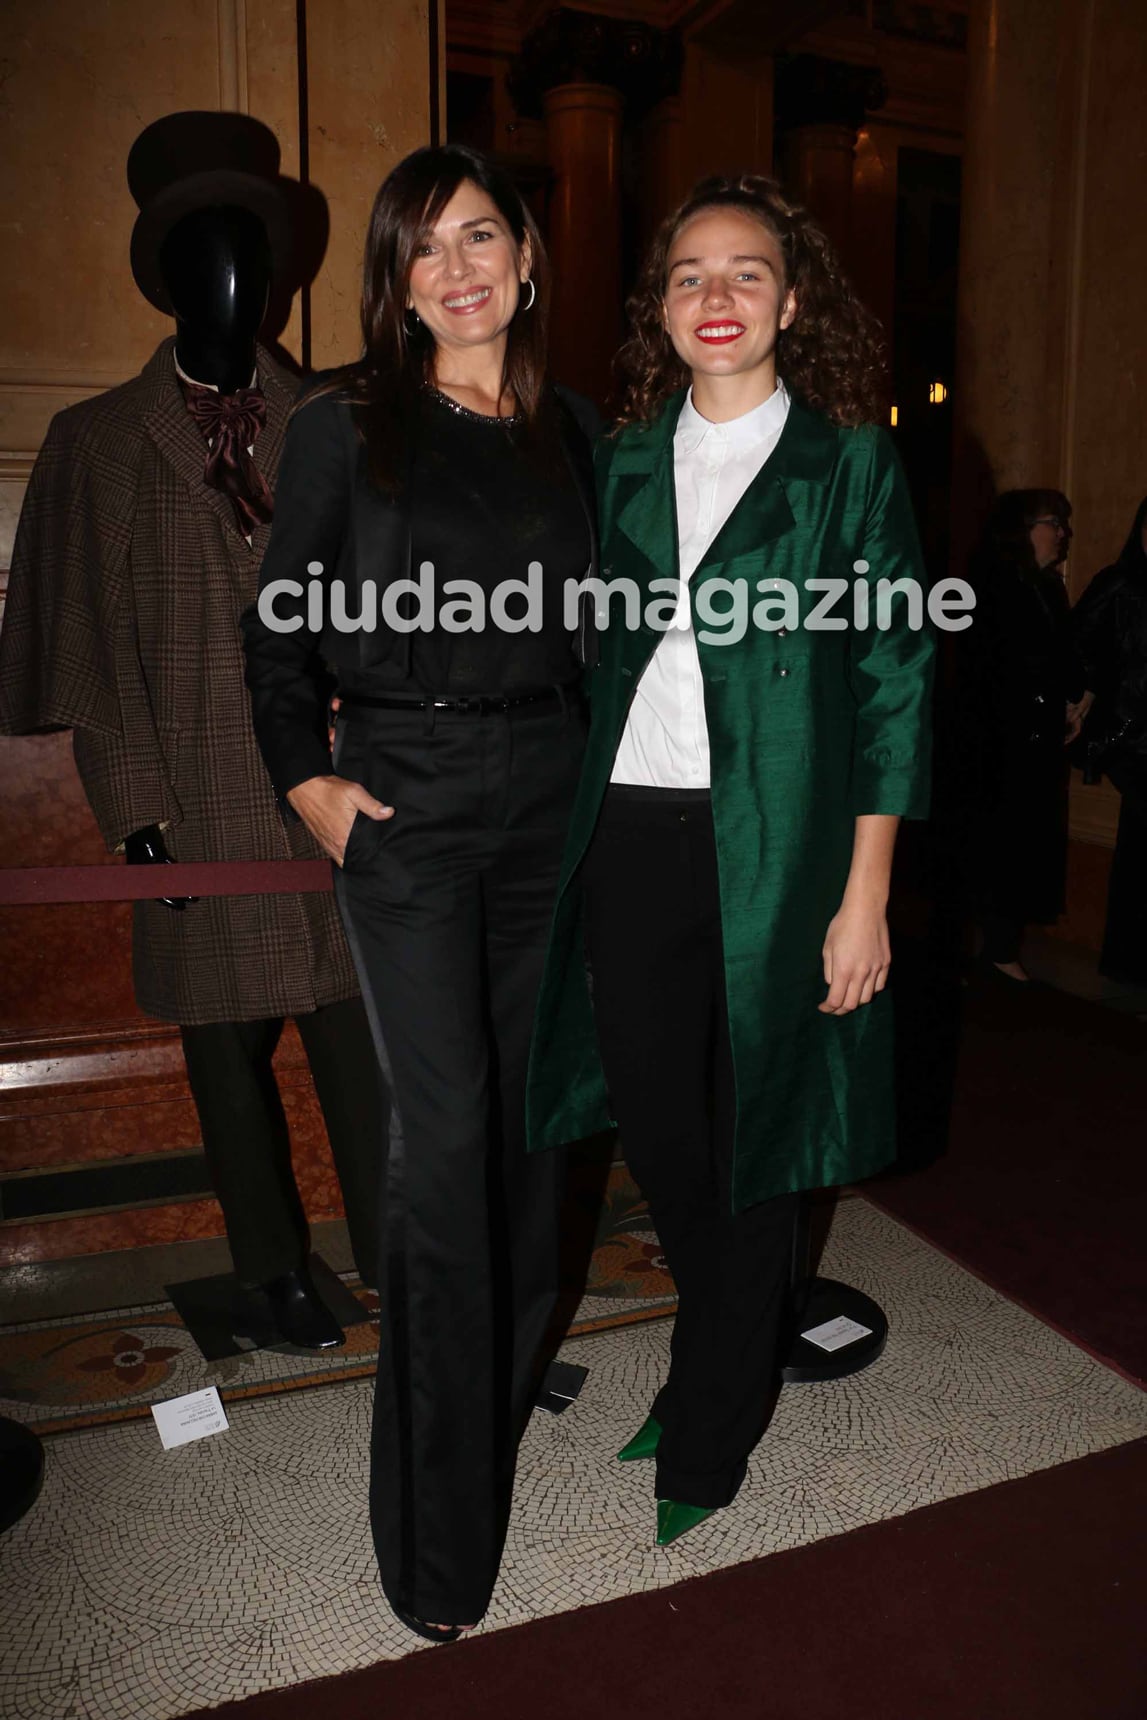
[180,996,382,1285]
[333,699,581,1623]
[1101,754,1147,982]
[582,787,798,1510]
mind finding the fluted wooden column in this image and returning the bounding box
[543,82,624,402]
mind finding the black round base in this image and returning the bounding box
[781,1277,888,1384]
[0,1417,45,1534]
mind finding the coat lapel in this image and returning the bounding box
[140,340,244,545]
[695,393,838,574]
[614,392,685,587]
[249,349,296,560]
[140,337,298,556]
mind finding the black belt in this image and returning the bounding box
[340,687,566,716]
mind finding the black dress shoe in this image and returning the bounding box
[261,1267,345,1350]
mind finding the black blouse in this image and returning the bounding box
[381,387,589,694]
[241,382,599,798]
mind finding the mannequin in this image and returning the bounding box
[164,205,270,392]
[123,203,272,892]
[0,113,381,1351]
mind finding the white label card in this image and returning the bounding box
[151,1385,230,1450]
[801,1314,873,1353]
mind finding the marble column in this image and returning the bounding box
[775,55,886,274]
[543,81,625,400]
[785,123,856,258]
[951,0,1065,506]
[510,7,678,404]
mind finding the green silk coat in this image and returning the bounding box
[526,390,935,1209]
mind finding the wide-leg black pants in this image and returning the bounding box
[180,997,382,1285]
[332,698,582,1624]
[582,786,798,1510]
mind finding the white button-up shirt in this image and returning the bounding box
[610,379,791,788]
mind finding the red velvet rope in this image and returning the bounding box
[0,861,334,905]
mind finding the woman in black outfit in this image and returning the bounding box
[241,145,598,1641]
[1072,496,1147,982]
[959,489,1086,981]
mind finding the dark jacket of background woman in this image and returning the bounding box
[1073,496,1147,766]
[957,493,1085,927]
[1071,495,1147,980]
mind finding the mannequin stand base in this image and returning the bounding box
[0,1417,45,1534]
[166,1254,369,1362]
[781,1277,888,1384]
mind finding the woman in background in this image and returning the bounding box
[960,490,1086,981]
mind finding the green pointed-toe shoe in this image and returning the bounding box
[655,1499,716,1547]
[616,1414,662,1463]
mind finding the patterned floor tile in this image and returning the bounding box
[1,1200,1144,1720]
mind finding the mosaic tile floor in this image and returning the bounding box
[0,1161,675,1436]
[2,1199,1144,1720]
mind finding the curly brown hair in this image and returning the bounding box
[613,174,886,429]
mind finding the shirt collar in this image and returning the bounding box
[174,352,259,393]
[675,379,789,456]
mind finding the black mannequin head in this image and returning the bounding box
[159,204,271,393]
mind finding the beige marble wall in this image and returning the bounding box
[0,0,434,562]
[304,0,435,369]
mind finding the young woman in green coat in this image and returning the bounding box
[526,176,935,1545]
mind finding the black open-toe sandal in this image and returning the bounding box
[392,1603,467,1645]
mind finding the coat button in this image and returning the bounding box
[777,626,788,638]
[779,666,790,678]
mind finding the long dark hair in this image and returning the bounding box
[307,144,550,489]
[612,174,886,429]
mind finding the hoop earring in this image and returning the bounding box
[404,308,422,336]
[520,278,536,312]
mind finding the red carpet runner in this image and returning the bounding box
[868,973,1147,1384]
[186,1438,1147,1720]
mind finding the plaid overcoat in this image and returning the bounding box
[0,337,358,1025]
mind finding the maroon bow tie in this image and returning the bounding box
[181,381,275,536]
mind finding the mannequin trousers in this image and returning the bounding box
[332,697,582,1623]
[180,997,382,1286]
[582,786,798,1509]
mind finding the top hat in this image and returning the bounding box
[128,111,295,314]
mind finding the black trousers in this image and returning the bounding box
[979,909,1024,965]
[332,698,582,1623]
[582,786,798,1510]
[179,996,382,1285]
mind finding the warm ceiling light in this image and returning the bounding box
[890,404,899,427]
[929,381,948,405]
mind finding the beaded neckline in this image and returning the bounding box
[424,384,523,427]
